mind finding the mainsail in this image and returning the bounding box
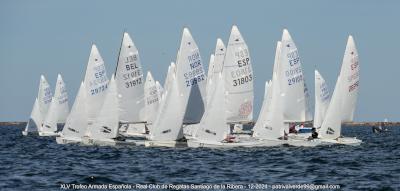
[279,29,311,122]
[223,25,254,123]
[84,44,109,131]
[115,32,145,123]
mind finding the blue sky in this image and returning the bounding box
[0,0,399,121]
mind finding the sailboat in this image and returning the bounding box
[40,74,69,136]
[114,32,147,137]
[23,75,52,136]
[56,82,88,144]
[279,29,312,128]
[318,35,361,146]
[145,28,206,147]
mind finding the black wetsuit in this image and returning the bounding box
[312,131,318,139]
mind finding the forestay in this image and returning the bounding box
[223,26,254,123]
[115,33,145,123]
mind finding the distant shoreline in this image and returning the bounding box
[1,121,399,127]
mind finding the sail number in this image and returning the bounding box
[185,52,205,87]
[288,74,303,86]
[287,50,300,67]
[348,80,359,92]
[125,78,142,88]
[186,74,205,87]
[237,57,250,67]
[90,84,107,95]
[233,74,253,86]
[124,55,137,63]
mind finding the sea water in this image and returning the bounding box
[0,125,399,190]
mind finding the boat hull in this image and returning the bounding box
[321,137,362,146]
[56,136,81,144]
[81,137,144,146]
[187,138,284,148]
[144,140,187,147]
[38,131,59,137]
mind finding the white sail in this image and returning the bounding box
[42,74,69,133]
[162,62,175,97]
[61,82,88,139]
[206,54,215,84]
[150,64,184,141]
[194,72,229,142]
[313,70,331,128]
[156,81,163,97]
[176,28,206,124]
[205,54,215,105]
[320,35,360,139]
[253,73,285,139]
[144,71,161,124]
[206,38,227,107]
[84,44,109,126]
[340,36,359,122]
[115,32,145,123]
[279,29,310,122]
[252,81,271,133]
[223,25,254,123]
[89,75,119,140]
[24,98,41,133]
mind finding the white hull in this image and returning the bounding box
[145,140,187,148]
[22,131,28,136]
[320,137,362,146]
[82,137,144,146]
[38,131,59,137]
[120,132,148,139]
[287,138,325,147]
[187,138,284,148]
[56,136,81,144]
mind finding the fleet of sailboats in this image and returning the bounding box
[26,26,363,148]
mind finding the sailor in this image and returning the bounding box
[289,124,297,134]
[308,127,318,140]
